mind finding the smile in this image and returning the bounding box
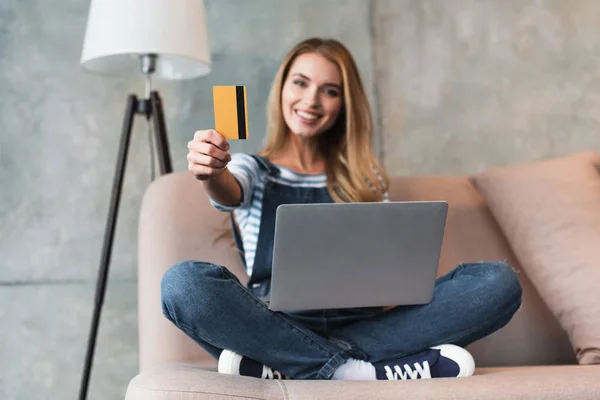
[295,110,322,121]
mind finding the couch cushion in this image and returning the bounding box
[125,363,600,400]
[472,151,600,365]
[388,176,575,366]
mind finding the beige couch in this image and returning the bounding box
[125,155,600,399]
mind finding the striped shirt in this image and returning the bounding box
[210,153,389,276]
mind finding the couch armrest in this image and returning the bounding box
[137,172,248,371]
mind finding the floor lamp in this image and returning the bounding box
[78,1,211,399]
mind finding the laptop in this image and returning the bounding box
[267,201,448,312]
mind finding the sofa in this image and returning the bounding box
[125,151,600,399]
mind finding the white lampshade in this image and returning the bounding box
[80,0,211,80]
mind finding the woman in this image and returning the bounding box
[161,38,522,381]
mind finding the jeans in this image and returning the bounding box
[161,261,522,380]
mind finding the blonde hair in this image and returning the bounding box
[259,37,389,203]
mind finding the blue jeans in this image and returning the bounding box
[161,261,522,380]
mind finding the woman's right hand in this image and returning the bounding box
[187,129,232,181]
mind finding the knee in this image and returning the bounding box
[161,260,223,297]
[481,261,523,309]
[161,261,224,321]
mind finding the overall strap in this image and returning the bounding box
[249,154,279,177]
[229,213,246,268]
[228,153,277,269]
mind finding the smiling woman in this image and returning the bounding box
[161,37,522,383]
[261,38,387,203]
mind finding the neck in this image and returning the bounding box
[271,133,325,174]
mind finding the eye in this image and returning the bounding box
[293,79,307,87]
[325,88,340,97]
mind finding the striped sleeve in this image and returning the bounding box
[209,153,260,211]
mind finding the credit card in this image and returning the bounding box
[213,85,249,140]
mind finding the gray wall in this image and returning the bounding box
[2,0,600,399]
[373,0,600,174]
[0,1,375,399]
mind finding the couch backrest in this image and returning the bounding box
[137,172,576,372]
[138,172,248,371]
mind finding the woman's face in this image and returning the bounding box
[281,52,344,139]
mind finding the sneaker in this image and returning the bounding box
[218,349,291,379]
[373,344,475,380]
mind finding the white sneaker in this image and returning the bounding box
[218,349,291,379]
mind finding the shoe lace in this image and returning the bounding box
[384,361,431,380]
[263,366,286,379]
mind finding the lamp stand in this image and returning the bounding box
[78,88,172,400]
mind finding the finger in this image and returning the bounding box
[206,129,230,151]
[193,130,210,142]
[187,152,228,169]
[192,129,228,149]
[189,163,225,178]
[189,141,230,163]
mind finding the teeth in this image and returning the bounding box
[296,110,318,120]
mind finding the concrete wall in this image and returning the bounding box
[0,0,375,399]
[2,0,600,398]
[373,0,600,175]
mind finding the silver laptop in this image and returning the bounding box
[267,201,448,312]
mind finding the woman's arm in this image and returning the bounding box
[201,168,242,207]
